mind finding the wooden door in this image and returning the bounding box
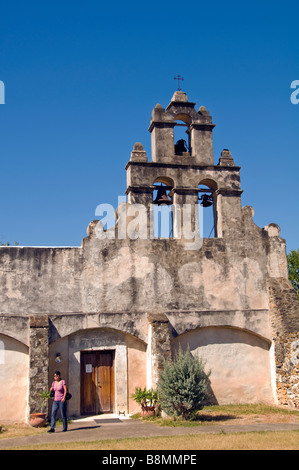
[81,350,115,415]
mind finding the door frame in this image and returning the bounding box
[80,349,115,415]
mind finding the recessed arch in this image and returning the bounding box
[174,113,192,125]
[153,176,174,188]
[49,314,148,345]
[0,333,29,423]
[172,326,274,405]
[198,178,218,190]
[49,327,147,417]
[172,324,272,347]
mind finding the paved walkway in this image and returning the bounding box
[1,414,299,449]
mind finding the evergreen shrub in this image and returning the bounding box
[158,346,211,420]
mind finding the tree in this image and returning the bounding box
[158,346,211,420]
[287,249,299,300]
[0,241,19,246]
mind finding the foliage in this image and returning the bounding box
[158,346,211,420]
[287,249,299,300]
[131,387,159,409]
[0,241,19,246]
[39,390,51,413]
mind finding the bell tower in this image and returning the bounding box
[149,90,215,165]
[125,90,243,242]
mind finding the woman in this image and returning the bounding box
[48,371,68,432]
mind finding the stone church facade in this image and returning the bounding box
[0,90,298,423]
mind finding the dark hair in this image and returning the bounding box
[54,371,61,376]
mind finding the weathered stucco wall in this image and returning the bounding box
[0,215,272,317]
[0,247,83,314]
[81,212,270,315]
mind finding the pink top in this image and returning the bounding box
[52,380,66,401]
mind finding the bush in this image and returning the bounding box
[131,387,159,410]
[158,346,211,420]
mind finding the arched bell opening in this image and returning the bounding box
[198,179,218,238]
[152,177,174,206]
[173,119,191,156]
[152,178,174,238]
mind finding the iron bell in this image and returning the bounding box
[153,186,172,205]
[175,139,188,155]
[199,194,213,207]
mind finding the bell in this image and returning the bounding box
[175,139,188,155]
[153,186,172,205]
[199,194,213,207]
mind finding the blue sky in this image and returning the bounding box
[0,0,298,252]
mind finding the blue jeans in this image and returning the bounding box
[51,400,67,431]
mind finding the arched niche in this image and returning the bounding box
[49,328,147,417]
[172,326,274,405]
[0,333,29,423]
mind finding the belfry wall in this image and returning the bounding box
[0,91,298,423]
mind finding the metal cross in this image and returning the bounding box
[174,74,184,91]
